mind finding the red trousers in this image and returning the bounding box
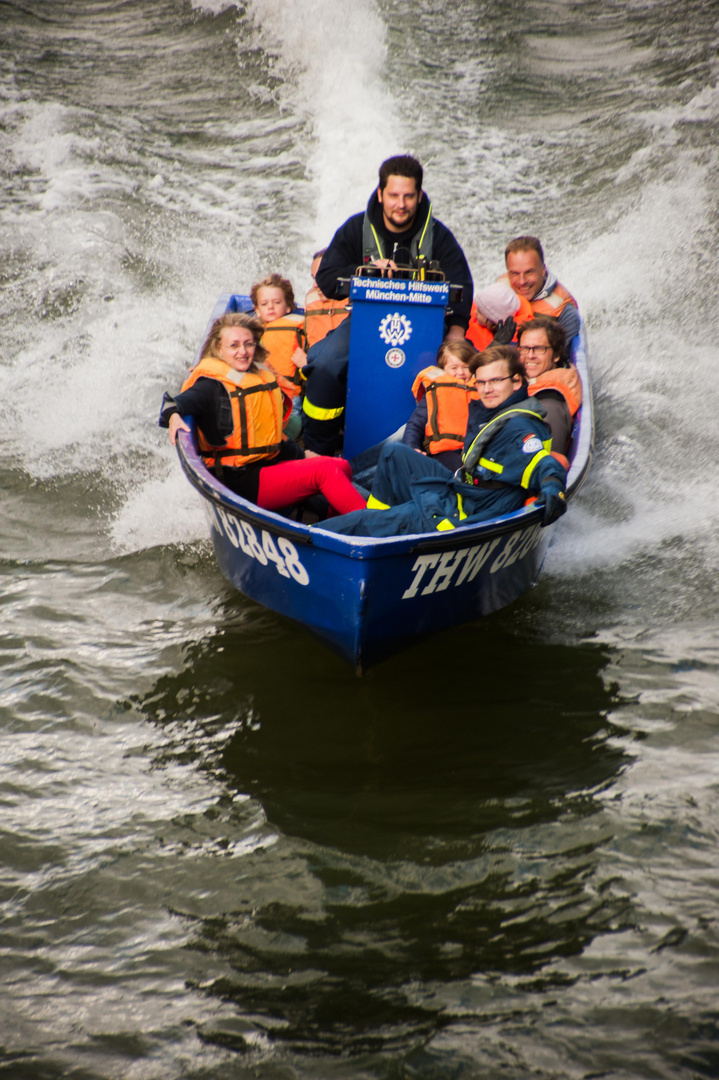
[257,456,366,516]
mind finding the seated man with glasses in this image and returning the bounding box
[317,344,567,537]
[518,315,582,460]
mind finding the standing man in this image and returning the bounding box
[501,236,580,341]
[302,155,474,456]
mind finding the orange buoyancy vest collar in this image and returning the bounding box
[411,366,478,454]
[260,314,307,398]
[526,364,583,416]
[497,272,577,319]
[181,357,283,471]
[466,293,534,350]
[303,294,350,348]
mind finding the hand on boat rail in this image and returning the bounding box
[168,413,190,446]
[538,482,567,526]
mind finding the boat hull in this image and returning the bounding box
[179,433,562,671]
[175,294,593,671]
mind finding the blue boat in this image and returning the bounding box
[174,279,593,672]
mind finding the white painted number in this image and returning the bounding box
[208,507,309,586]
[277,536,310,585]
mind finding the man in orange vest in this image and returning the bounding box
[500,236,580,342]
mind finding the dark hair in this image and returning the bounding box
[250,273,295,311]
[470,344,525,383]
[436,339,478,370]
[517,314,567,365]
[378,154,423,193]
[200,312,267,369]
[505,235,545,265]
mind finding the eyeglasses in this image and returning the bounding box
[475,375,513,390]
[519,344,551,356]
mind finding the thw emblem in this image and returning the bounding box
[379,312,412,347]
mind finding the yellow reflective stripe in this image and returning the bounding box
[478,457,503,474]
[417,201,432,252]
[302,398,344,421]
[463,406,549,468]
[543,438,551,452]
[370,223,384,258]
[521,450,550,488]
[435,492,465,531]
[367,494,390,510]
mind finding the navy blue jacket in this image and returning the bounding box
[316,190,474,331]
[320,388,566,537]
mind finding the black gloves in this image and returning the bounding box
[539,481,567,526]
[491,317,516,345]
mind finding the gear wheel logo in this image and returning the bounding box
[379,312,412,347]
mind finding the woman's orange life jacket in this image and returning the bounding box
[181,357,283,472]
[465,293,533,350]
[411,366,479,455]
[260,314,307,398]
[527,364,583,470]
[303,289,350,348]
[497,272,577,320]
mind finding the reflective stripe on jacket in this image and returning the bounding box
[362,202,435,264]
[181,357,283,471]
[462,399,552,490]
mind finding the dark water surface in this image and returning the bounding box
[2,1,719,1076]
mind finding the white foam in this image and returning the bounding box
[4,7,718,575]
[110,468,208,554]
[189,0,238,13]
[244,0,403,245]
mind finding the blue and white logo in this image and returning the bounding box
[522,437,543,454]
[379,312,412,347]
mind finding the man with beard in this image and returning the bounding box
[301,155,474,456]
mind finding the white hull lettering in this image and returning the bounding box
[206,505,309,586]
[402,527,543,601]
[402,554,440,599]
[422,548,470,594]
[454,538,501,585]
[490,524,543,573]
[401,537,502,600]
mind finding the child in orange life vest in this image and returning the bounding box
[303,248,351,348]
[251,273,307,401]
[466,282,533,351]
[401,339,479,473]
